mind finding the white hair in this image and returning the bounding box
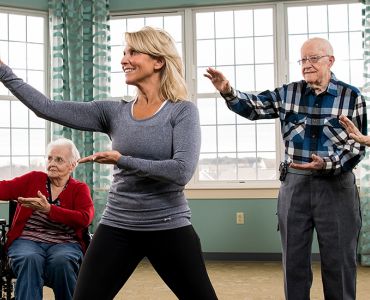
[46,138,80,164]
[302,37,334,56]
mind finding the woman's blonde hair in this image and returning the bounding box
[125,26,188,102]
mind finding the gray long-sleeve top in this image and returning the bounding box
[0,64,201,230]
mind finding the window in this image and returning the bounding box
[0,8,47,179]
[287,2,363,86]
[110,0,363,189]
[286,1,363,179]
[195,6,277,183]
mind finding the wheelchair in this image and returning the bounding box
[0,201,91,300]
[0,219,15,300]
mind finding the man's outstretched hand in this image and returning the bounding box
[204,67,232,94]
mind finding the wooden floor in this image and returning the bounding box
[43,260,370,299]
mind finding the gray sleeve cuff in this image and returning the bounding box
[117,155,129,169]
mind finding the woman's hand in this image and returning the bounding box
[79,150,122,165]
[339,115,370,146]
[204,67,232,94]
[17,191,51,213]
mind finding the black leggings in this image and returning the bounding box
[73,224,218,300]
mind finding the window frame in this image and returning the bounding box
[0,6,50,179]
[189,3,283,190]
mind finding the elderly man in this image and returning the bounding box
[205,37,366,299]
[0,138,94,300]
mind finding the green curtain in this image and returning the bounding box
[48,0,111,231]
[360,0,370,266]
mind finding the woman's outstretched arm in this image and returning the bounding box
[0,62,110,133]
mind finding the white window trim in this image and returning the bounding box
[187,3,284,190]
[0,6,50,179]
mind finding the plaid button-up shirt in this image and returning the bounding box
[222,73,367,175]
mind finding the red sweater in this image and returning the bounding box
[0,171,94,252]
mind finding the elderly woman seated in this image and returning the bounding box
[0,138,94,300]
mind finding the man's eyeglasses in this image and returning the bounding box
[297,55,330,65]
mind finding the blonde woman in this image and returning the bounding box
[0,27,217,300]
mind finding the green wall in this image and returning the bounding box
[0,202,9,223]
[189,198,319,254]
[189,199,282,253]
[0,0,47,10]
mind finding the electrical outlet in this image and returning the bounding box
[236,212,244,224]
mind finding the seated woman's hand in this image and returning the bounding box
[17,191,51,213]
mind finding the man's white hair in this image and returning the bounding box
[302,37,334,56]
